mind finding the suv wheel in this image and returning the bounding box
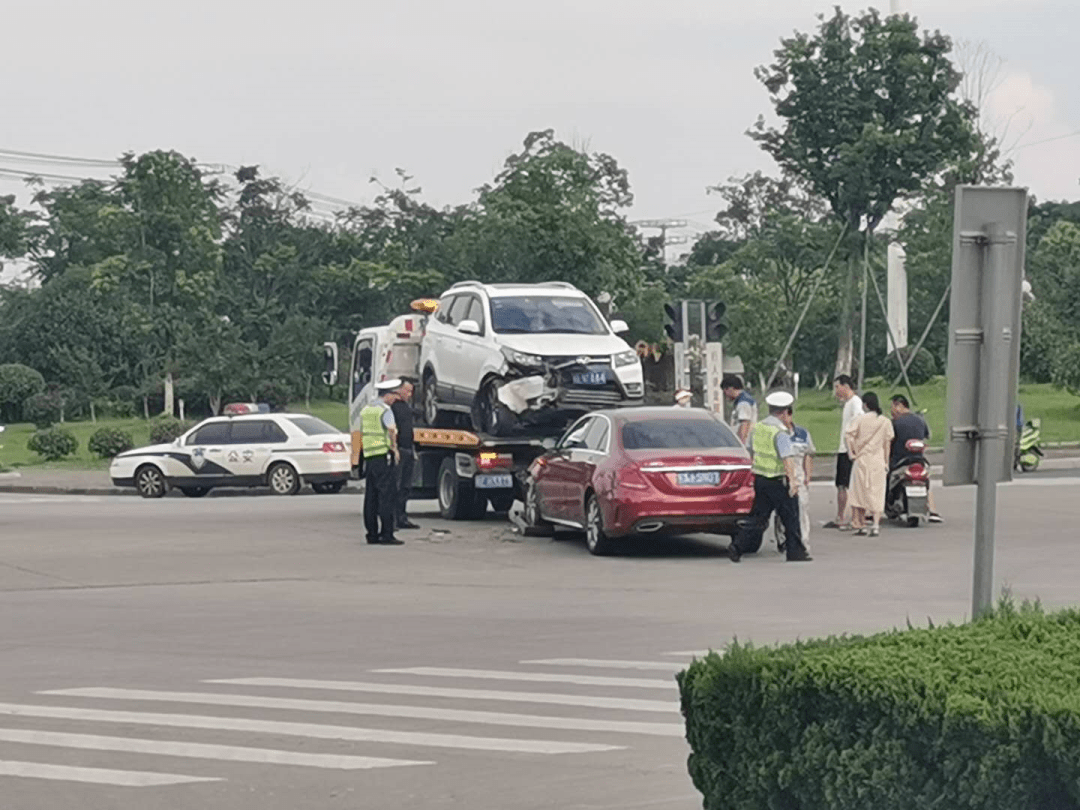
[422,371,452,428]
[471,378,516,436]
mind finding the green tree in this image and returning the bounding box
[1024,220,1080,392]
[750,7,977,376]
[0,363,46,423]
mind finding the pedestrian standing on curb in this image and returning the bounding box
[361,379,403,546]
[721,375,757,445]
[788,417,816,552]
[391,378,420,530]
[824,375,862,530]
[728,391,812,564]
[844,392,894,538]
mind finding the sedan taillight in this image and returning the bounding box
[322,442,346,453]
[616,465,649,490]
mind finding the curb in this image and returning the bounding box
[0,482,366,498]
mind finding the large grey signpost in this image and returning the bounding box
[944,186,1028,618]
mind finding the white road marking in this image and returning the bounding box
[521,659,685,671]
[206,678,677,713]
[0,495,103,504]
[42,688,682,737]
[0,727,429,770]
[662,651,720,657]
[0,759,218,787]
[0,703,622,755]
[372,667,674,689]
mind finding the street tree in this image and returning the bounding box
[750,7,977,376]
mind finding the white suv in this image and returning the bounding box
[419,281,644,434]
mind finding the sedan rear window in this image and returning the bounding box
[286,416,342,436]
[621,418,741,450]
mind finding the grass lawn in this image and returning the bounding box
[1,386,1077,471]
[787,378,1080,452]
[0,400,351,472]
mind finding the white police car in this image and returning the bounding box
[110,405,352,499]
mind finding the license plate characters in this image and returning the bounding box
[677,471,721,486]
[475,473,513,489]
[572,371,607,385]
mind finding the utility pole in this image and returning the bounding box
[633,219,689,267]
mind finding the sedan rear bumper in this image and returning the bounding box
[628,513,748,537]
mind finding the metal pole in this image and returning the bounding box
[857,231,869,391]
[675,299,690,392]
[890,283,951,389]
[972,223,1017,618]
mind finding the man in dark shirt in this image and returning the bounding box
[391,379,419,530]
[890,394,942,522]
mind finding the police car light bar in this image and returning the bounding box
[222,403,271,415]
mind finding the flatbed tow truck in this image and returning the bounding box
[324,299,562,520]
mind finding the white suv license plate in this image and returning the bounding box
[905,485,928,497]
[677,471,721,486]
[572,371,607,385]
[475,474,513,489]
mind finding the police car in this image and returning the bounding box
[110,404,352,499]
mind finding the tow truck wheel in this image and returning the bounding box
[437,457,485,520]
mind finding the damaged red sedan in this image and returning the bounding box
[524,407,754,555]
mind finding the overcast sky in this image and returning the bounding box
[1,0,1076,250]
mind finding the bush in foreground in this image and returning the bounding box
[88,427,134,459]
[678,600,1080,810]
[27,428,78,461]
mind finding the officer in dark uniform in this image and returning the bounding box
[361,379,403,545]
[391,378,419,530]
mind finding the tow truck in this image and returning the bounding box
[323,299,558,520]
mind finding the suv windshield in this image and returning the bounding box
[489,296,607,335]
[622,418,741,451]
[286,416,342,436]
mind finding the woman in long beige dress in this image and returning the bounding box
[844,392,894,537]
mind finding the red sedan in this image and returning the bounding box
[525,407,754,555]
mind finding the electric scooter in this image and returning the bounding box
[885,438,931,528]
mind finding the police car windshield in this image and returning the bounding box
[286,416,341,436]
[621,419,741,450]
[490,296,607,335]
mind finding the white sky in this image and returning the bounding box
[0,0,1076,261]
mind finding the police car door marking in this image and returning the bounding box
[228,451,239,463]
[191,448,207,470]
[242,450,254,463]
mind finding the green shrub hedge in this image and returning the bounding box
[149,417,191,444]
[678,600,1080,810]
[27,427,78,461]
[88,427,135,459]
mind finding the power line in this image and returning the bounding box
[1013,128,1080,151]
[0,147,119,167]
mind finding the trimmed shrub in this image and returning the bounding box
[678,600,1080,810]
[27,427,78,461]
[149,417,191,444]
[22,390,65,428]
[256,381,290,412]
[0,363,46,422]
[88,427,134,459]
[885,346,937,386]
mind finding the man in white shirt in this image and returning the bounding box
[823,374,862,530]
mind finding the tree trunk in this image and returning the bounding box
[143,395,150,420]
[305,376,312,409]
[163,371,175,417]
[209,391,221,416]
[89,399,96,424]
[833,239,860,379]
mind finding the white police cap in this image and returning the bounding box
[376,378,403,392]
[765,391,795,409]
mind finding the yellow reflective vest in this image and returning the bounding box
[361,404,391,458]
[750,421,786,479]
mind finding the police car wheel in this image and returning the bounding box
[268,462,300,496]
[179,486,210,498]
[135,465,168,499]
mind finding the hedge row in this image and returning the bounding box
[678,600,1080,810]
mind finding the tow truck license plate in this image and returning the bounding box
[572,371,607,385]
[677,471,721,486]
[475,474,513,489]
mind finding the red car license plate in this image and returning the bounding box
[677,471,720,486]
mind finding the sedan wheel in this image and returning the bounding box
[585,494,613,556]
[135,465,168,499]
[179,486,210,498]
[268,462,300,496]
[312,481,345,494]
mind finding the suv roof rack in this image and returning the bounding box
[534,282,579,291]
[448,280,484,290]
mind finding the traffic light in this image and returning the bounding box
[663,302,683,342]
[705,301,727,342]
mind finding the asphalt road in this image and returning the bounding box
[0,471,1078,810]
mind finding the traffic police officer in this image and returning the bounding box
[362,379,403,545]
[728,391,812,563]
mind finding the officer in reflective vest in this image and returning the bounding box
[728,391,812,563]
[362,379,403,545]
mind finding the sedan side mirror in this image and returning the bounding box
[458,319,481,336]
[609,319,629,334]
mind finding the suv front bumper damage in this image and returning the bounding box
[496,359,642,417]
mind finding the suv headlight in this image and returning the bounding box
[502,348,545,368]
[613,350,639,368]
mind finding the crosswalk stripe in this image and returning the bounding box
[521,658,685,671]
[371,667,674,689]
[206,678,677,713]
[0,728,430,770]
[42,688,683,737]
[0,703,622,755]
[0,759,217,787]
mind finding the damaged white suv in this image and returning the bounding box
[419,281,644,435]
